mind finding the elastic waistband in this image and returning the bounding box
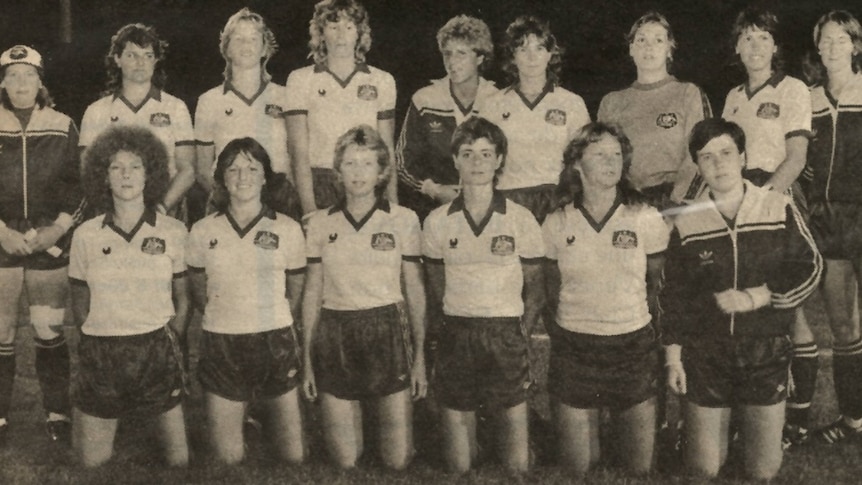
[322,303,399,319]
[81,326,166,341]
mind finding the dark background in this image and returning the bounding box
[0,0,859,128]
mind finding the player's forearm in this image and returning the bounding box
[403,263,427,355]
[521,264,545,336]
[69,283,90,330]
[768,137,808,194]
[163,166,195,211]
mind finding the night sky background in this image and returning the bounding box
[0,0,859,131]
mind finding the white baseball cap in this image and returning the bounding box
[0,45,43,70]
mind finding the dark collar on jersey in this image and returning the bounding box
[113,85,162,102]
[741,71,786,99]
[216,204,276,220]
[448,190,507,216]
[631,76,677,91]
[314,62,370,74]
[101,207,157,228]
[510,81,555,110]
[575,191,622,233]
[223,77,269,105]
[329,197,390,231]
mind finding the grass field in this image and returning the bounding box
[2,295,862,484]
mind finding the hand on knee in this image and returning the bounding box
[29,306,65,341]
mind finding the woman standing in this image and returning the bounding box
[0,45,80,446]
[188,138,307,464]
[286,0,397,215]
[302,125,426,469]
[543,122,668,475]
[483,15,590,224]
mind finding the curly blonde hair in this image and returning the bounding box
[308,0,372,65]
[219,7,278,82]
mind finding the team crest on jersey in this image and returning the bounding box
[699,250,714,266]
[254,231,279,250]
[141,237,166,255]
[150,113,171,127]
[656,112,678,129]
[757,102,780,119]
[612,230,637,249]
[209,238,218,249]
[449,238,458,249]
[265,104,284,118]
[357,84,378,101]
[428,121,443,133]
[566,235,576,246]
[371,232,396,251]
[328,233,338,243]
[545,109,566,126]
[491,235,515,256]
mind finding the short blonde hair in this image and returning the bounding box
[308,0,372,65]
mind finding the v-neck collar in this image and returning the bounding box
[576,192,622,234]
[224,78,268,106]
[102,208,157,243]
[221,205,276,238]
[449,79,475,117]
[329,197,391,231]
[743,71,785,100]
[314,62,370,89]
[448,191,507,237]
[708,183,748,229]
[512,81,554,111]
[113,86,161,113]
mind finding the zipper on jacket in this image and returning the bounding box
[21,123,28,220]
[730,226,739,335]
[825,103,838,201]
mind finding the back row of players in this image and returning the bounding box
[0,0,857,479]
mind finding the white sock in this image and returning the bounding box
[0,418,7,426]
[47,412,69,423]
[843,416,862,429]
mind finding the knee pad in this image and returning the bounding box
[29,306,66,340]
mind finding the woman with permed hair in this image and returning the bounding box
[285,0,397,216]
[483,15,590,224]
[720,6,817,451]
[805,10,862,447]
[187,137,307,464]
[542,122,667,475]
[70,125,189,467]
[193,8,293,224]
[396,14,499,222]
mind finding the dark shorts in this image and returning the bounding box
[682,334,791,408]
[0,218,71,270]
[73,327,185,419]
[500,184,556,224]
[435,315,531,412]
[199,326,302,402]
[312,167,344,210]
[809,201,862,259]
[314,303,412,401]
[549,324,658,410]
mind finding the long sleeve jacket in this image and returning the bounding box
[663,182,822,343]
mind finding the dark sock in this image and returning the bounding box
[787,342,818,428]
[34,336,70,417]
[0,344,15,419]
[832,338,862,421]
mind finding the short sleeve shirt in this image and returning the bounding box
[195,81,291,175]
[187,207,306,334]
[68,210,187,337]
[483,84,590,190]
[284,64,396,169]
[79,88,195,177]
[722,73,811,173]
[306,200,420,311]
[423,192,545,317]
[543,200,669,335]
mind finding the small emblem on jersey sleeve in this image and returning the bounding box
[757,102,780,119]
[371,232,396,251]
[225,108,233,116]
[265,104,284,118]
[612,230,638,249]
[566,235,576,245]
[656,112,678,129]
[150,112,172,127]
[102,247,111,255]
[328,233,338,243]
[545,109,567,126]
[428,121,443,133]
[318,88,326,97]
[449,238,458,249]
[254,231,280,250]
[357,84,378,101]
[209,238,218,249]
[699,250,714,266]
[110,116,119,122]
[491,235,515,256]
[141,237,166,255]
[502,112,511,120]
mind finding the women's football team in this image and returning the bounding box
[1,0,859,479]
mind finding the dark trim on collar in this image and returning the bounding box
[222,205,276,238]
[314,62,370,88]
[113,86,162,113]
[576,191,622,234]
[223,79,268,106]
[631,76,676,91]
[744,71,786,100]
[512,81,554,111]
[101,208,157,243]
[328,198,391,231]
[449,79,474,117]
[448,191,507,237]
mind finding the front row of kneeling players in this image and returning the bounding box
[67,116,820,479]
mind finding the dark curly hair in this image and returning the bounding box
[730,6,784,74]
[555,122,645,209]
[103,23,168,96]
[501,15,564,86]
[83,125,170,215]
[212,137,302,220]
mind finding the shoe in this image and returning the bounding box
[46,419,71,445]
[815,417,862,445]
[782,424,809,451]
[0,422,7,448]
